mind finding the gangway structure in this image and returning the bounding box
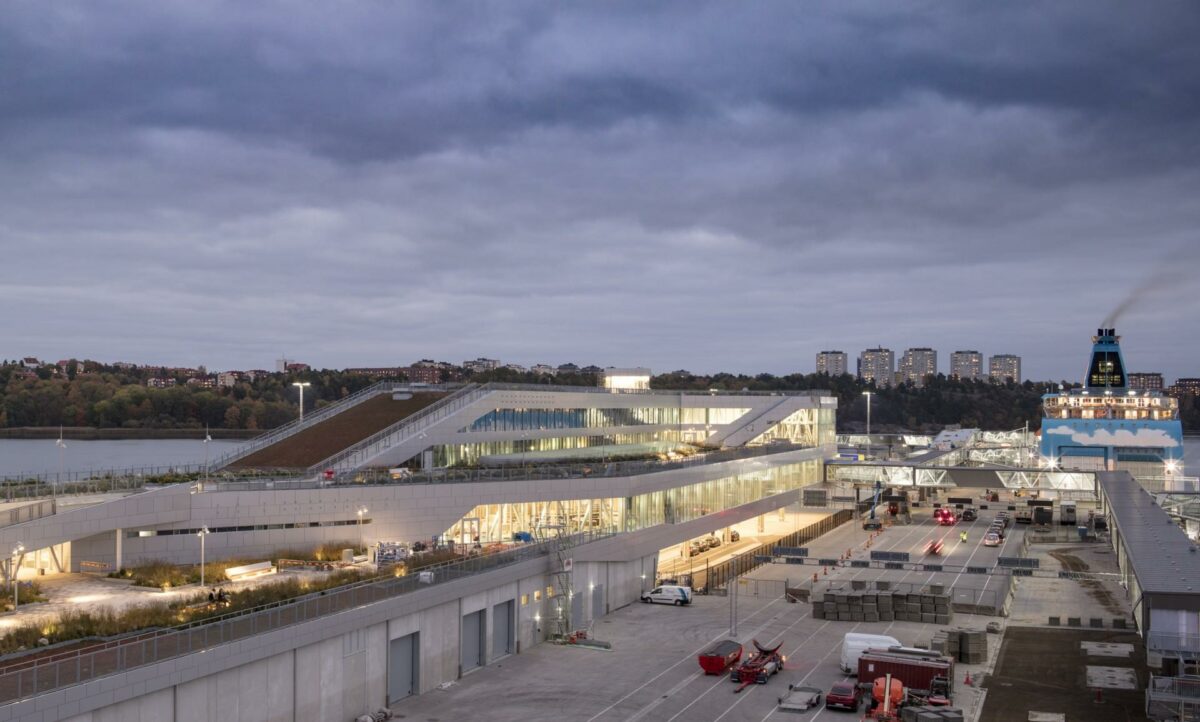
[535,523,574,640]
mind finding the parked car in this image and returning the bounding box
[703,535,721,549]
[688,541,703,557]
[641,585,693,605]
[863,518,883,531]
[825,680,862,711]
[729,529,741,542]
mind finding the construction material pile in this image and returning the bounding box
[813,589,953,624]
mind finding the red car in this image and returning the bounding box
[934,508,957,526]
[925,539,944,555]
[825,681,861,711]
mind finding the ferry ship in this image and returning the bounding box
[1039,328,1183,472]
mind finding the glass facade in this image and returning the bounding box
[442,459,822,543]
[464,407,689,432]
[434,431,682,467]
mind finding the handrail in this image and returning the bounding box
[306,383,488,473]
[209,381,412,468]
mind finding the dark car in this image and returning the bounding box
[961,508,978,522]
[688,541,703,557]
[729,529,740,542]
[825,681,861,711]
[863,518,883,531]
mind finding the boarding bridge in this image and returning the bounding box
[825,460,1098,493]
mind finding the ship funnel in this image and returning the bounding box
[1085,327,1126,389]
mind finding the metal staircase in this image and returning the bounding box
[307,383,490,475]
[535,523,575,641]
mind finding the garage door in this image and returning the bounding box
[592,584,605,619]
[571,590,584,628]
[388,632,418,703]
[492,601,513,659]
[462,610,485,672]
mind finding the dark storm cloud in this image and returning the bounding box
[2,1,1200,380]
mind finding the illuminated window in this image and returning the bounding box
[546,585,555,598]
[533,590,541,602]
[520,594,529,606]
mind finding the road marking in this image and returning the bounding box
[586,594,790,722]
[754,620,845,722]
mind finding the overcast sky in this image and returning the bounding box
[3,2,1199,382]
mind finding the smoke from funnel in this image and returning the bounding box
[1102,246,1198,328]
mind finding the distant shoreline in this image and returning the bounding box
[0,427,258,441]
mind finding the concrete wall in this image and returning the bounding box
[44,553,655,722]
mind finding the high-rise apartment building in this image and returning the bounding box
[858,347,895,387]
[950,350,983,381]
[816,350,848,376]
[989,354,1021,383]
[1168,378,1200,397]
[1127,372,1164,391]
[899,347,937,386]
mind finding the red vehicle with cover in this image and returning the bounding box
[698,639,743,675]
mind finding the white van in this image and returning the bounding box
[640,585,693,606]
[840,632,901,674]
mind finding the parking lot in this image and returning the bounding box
[391,577,998,722]
[390,491,1131,722]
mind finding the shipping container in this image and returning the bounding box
[857,650,954,697]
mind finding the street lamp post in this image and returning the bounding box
[55,426,66,501]
[197,527,209,591]
[357,507,368,553]
[292,381,312,423]
[203,425,211,487]
[11,543,24,612]
[862,391,874,459]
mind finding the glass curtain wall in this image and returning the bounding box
[442,459,822,542]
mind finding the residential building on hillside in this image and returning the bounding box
[989,354,1021,383]
[217,371,242,388]
[463,358,501,373]
[899,347,937,386]
[346,367,405,379]
[1128,372,1164,391]
[816,351,848,376]
[530,364,558,375]
[858,347,894,387]
[1168,378,1200,397]
[950,350,983,381]
[404,365,442,384]
[147,378,176,388]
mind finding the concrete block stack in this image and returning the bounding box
[812,588,950,624]
[957,629,987,664]
[928,628,987,664]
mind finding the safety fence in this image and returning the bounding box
[665,509,853,594]
[0,528,614,705]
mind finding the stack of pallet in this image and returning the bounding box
[957,628,987,664]
[899,707,964,722]
[812,589,953,624]
[927,628,987,663]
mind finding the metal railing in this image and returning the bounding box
[1147,674,1200,721]
[206,442,818,493]
[0,468,306,505]
[306,383,489,474]
[209,381,426,469]
[0,526,617,705]
[0,500,55,529]
[1148,632,1200,655]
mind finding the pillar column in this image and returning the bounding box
[115,528,123,572]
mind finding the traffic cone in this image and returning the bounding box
[964,671,973,687]
[823,566,828,576]
[812,573,818,583]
